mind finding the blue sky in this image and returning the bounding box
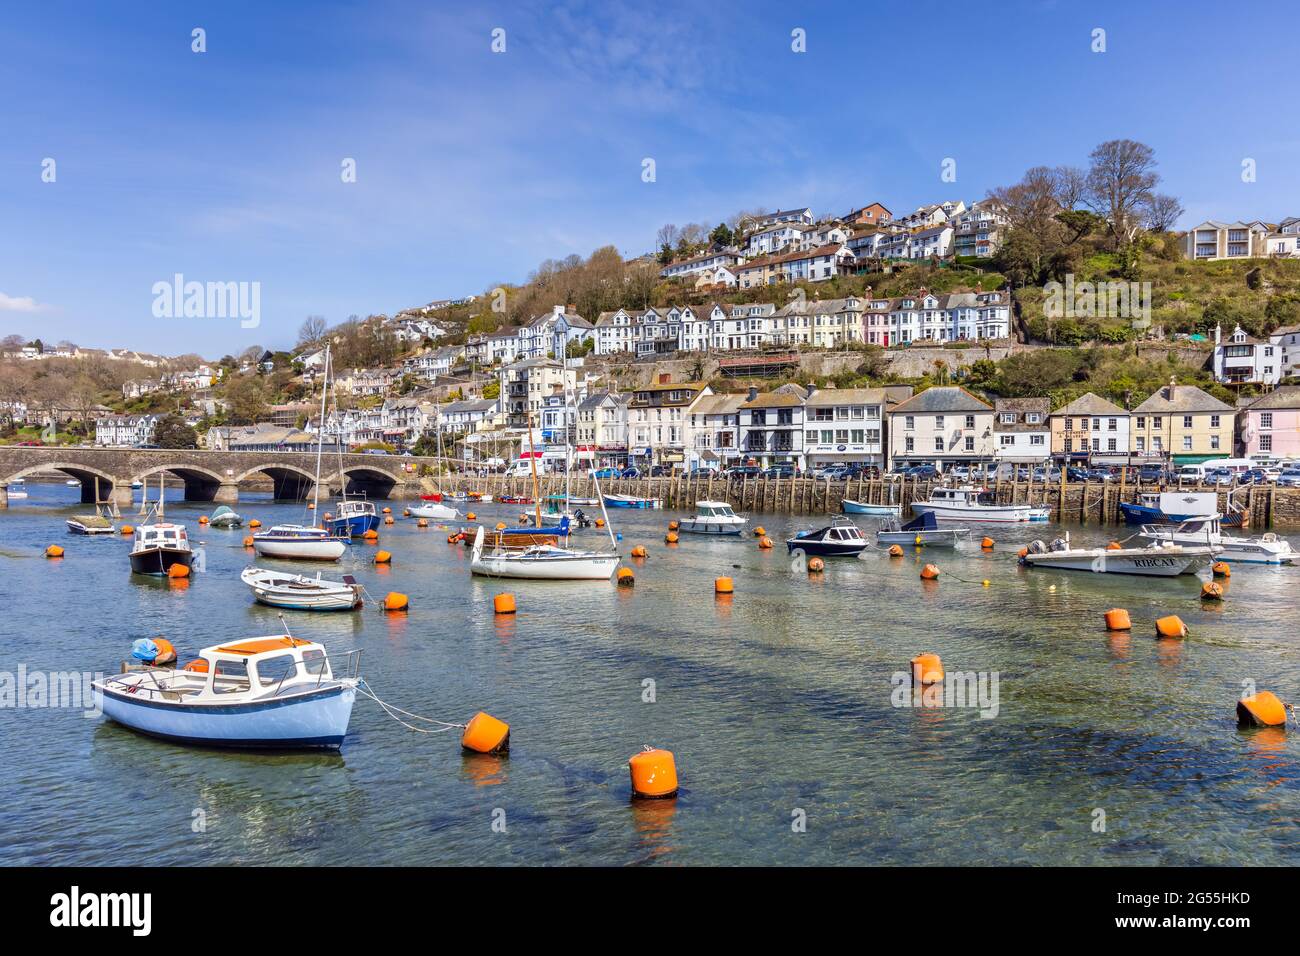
[1,0,1296,356]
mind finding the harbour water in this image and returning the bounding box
[3,482,1299,866]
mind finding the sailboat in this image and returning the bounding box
[469,412,620,580]
[410,406,461,520]
[253,345,347,561]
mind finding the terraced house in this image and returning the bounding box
[1050,392,1130,464]
[626,377,710,468]
[1130,378,1234,464]
[770,296,864,348]
[803,386,891,470]
[887,386,995,469]
[739,384,808,470]
[1239,387,1300,459]
[864,288,1011,346]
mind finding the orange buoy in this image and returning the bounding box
[417,518,428,528]
[911,653,944,685]
[363,529,379,541]
[757,536,773,550]
[1106,541,1122,551]
[307,503,316,510]
[167,563,190,579]
[665,531,679,544]
[382,506,392,514]
[753,526,767,537]
[384,516,394,525]
[447,533,457,543]
[467,512,476,521]
[628,747,678,799]
[374,550,392,564]
[403,508,411,517]
[493,593,516,614]
[1017,546,1028,558]
[714,576,734,594]
[980,536,994,550]
[323,513,333,521]
[808,556,825,573]
[888,544,904,557]
[668,520,680,531]
[242,535,254,547]
[119,525,134,535]
[461,711,510,754]
[152,638,176,665]
[248,519,261,528]
[1212,561,1231,578]
[383,592,409,611]
[183,659,209,673]
[197,515,209,525]
[920,563,940,580]
[1201,581,1224,601]
[1155,615,1188,639]
[630,545,647,558]
[495,522,507,531]
[1237,691,1287,728]
[44,545,64,558]
[1104,608,1132,631]
[595,518,605,528]
[617,567,635,587]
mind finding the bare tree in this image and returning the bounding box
[1052,165,1087,210]
[655,224,680,251]
[298,315,328,349]
[1083,139,1160,248]
[1143,193,1184,233]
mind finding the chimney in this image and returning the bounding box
[553,304,565,317]
[806,382,816,397]
[1168,375,1176,400]
[747,386,759,402]
[658,373,672,385]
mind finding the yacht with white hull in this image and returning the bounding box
[912,485,1049,523]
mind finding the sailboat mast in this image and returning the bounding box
[313,345,330,515]
[526,410,542,529]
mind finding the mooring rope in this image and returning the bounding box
[356,679,466,734]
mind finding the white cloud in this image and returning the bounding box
[0,292,50,313]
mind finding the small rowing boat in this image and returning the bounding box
[603,493,661,509]
[240,567,363,611]
[842,499,900,517]
[876,511,971,547]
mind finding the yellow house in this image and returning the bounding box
[1130,378,1235,464]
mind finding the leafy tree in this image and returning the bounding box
[709,222,734,247]
[153,413,198,449]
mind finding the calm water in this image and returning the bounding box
[2,481,1299,866]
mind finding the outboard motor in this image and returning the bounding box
[1027,539,1048,555]
[1049,537,1069,552]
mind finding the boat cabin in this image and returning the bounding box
[146,637,342,702]
[927,486,994,506]
[335,500,376,519]
[134,523,188,549]
[694,501,739,519]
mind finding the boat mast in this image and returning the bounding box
[312,345,330,517]
[526,409,542,529]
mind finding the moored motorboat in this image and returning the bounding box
[842,499,900,517]
[877,511,971,547]
[67,514,116,535]
[787,517,869,557]
[411,498,461,520]
[328,499,380,537]
[678,500,746,535]
[92,635,360,749]
[252,525,347,561]
[240,567,363,610]
[911,485,1049,522]
[1139,514,1296,566]
[1118,491,1241,527]
[129,522,194,575]
[208,504,243,528]
[1019,533,1218,576]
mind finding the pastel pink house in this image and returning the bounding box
[1240,386,1300,459]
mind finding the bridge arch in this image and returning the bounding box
[234,463,320,501]
[133,464,229,503]
[1,462,124,504]
[332,466,401,500]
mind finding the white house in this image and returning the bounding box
[660,250,746,281]
[888,386,995,469]
[95,414,160,447]
[803,386,889,469]
[992,398,1051,464]
[738,384,807,470]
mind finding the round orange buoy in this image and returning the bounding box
[668,520,680,531]
[981,536,994,550]
[467,512,476,521]
[374,550,392,564]
[403,508,411,517]
[363,529,379,541]
[248,519,261,528]
[910,653,944,685]
[1201,581,1224,601]
[753,526,766,537]
[1017,546,1028,558]
[714,576,734,594]
[307,503,315,510]
[808,556,825,573]
[1237,691,1287,728]
[757,536,773,550]
[44,545,64,558]
[152,638,176,665]
[920,563,940,580]
[447,533,457,543]
[243,535,254,547]
[384,516,394,525]
[629,747,678,799]
[617,567,635,587]
[417,518,428,528]
[183,659,209,673]
[383,592,408,611]
[1106,541,1122,551]
[198,515,209,525]
[461,711,510,754]
[665,531,679,544]
[1104,608,1132,631]
[1155,615,1187,639]
[888,544,904,557]
[595,518,605,528]
[496,522,506,531]
[493,593,516,614]
[119,525,134,535]
[382,506,392,514]
[167,563,190,579]
[630,545,647,558]
[1213,561,1231,578]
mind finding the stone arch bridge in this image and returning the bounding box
[0,447,434,507]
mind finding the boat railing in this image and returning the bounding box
[269,648,363,697]
[99,648,363,701]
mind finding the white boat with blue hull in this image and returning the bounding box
[92,636,360,749]
[240,567,363,611]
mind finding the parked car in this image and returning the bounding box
[686,466,718,478]
[589,467,619,480]
[1205,468,1235,485]
[1241,468,1272,485]
[763,463,798,479]
[1138,464,1171,483]
[724,465,762,480]
[1276,468,1300,488]
[904,464,939,480]
[619,466,642,479]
